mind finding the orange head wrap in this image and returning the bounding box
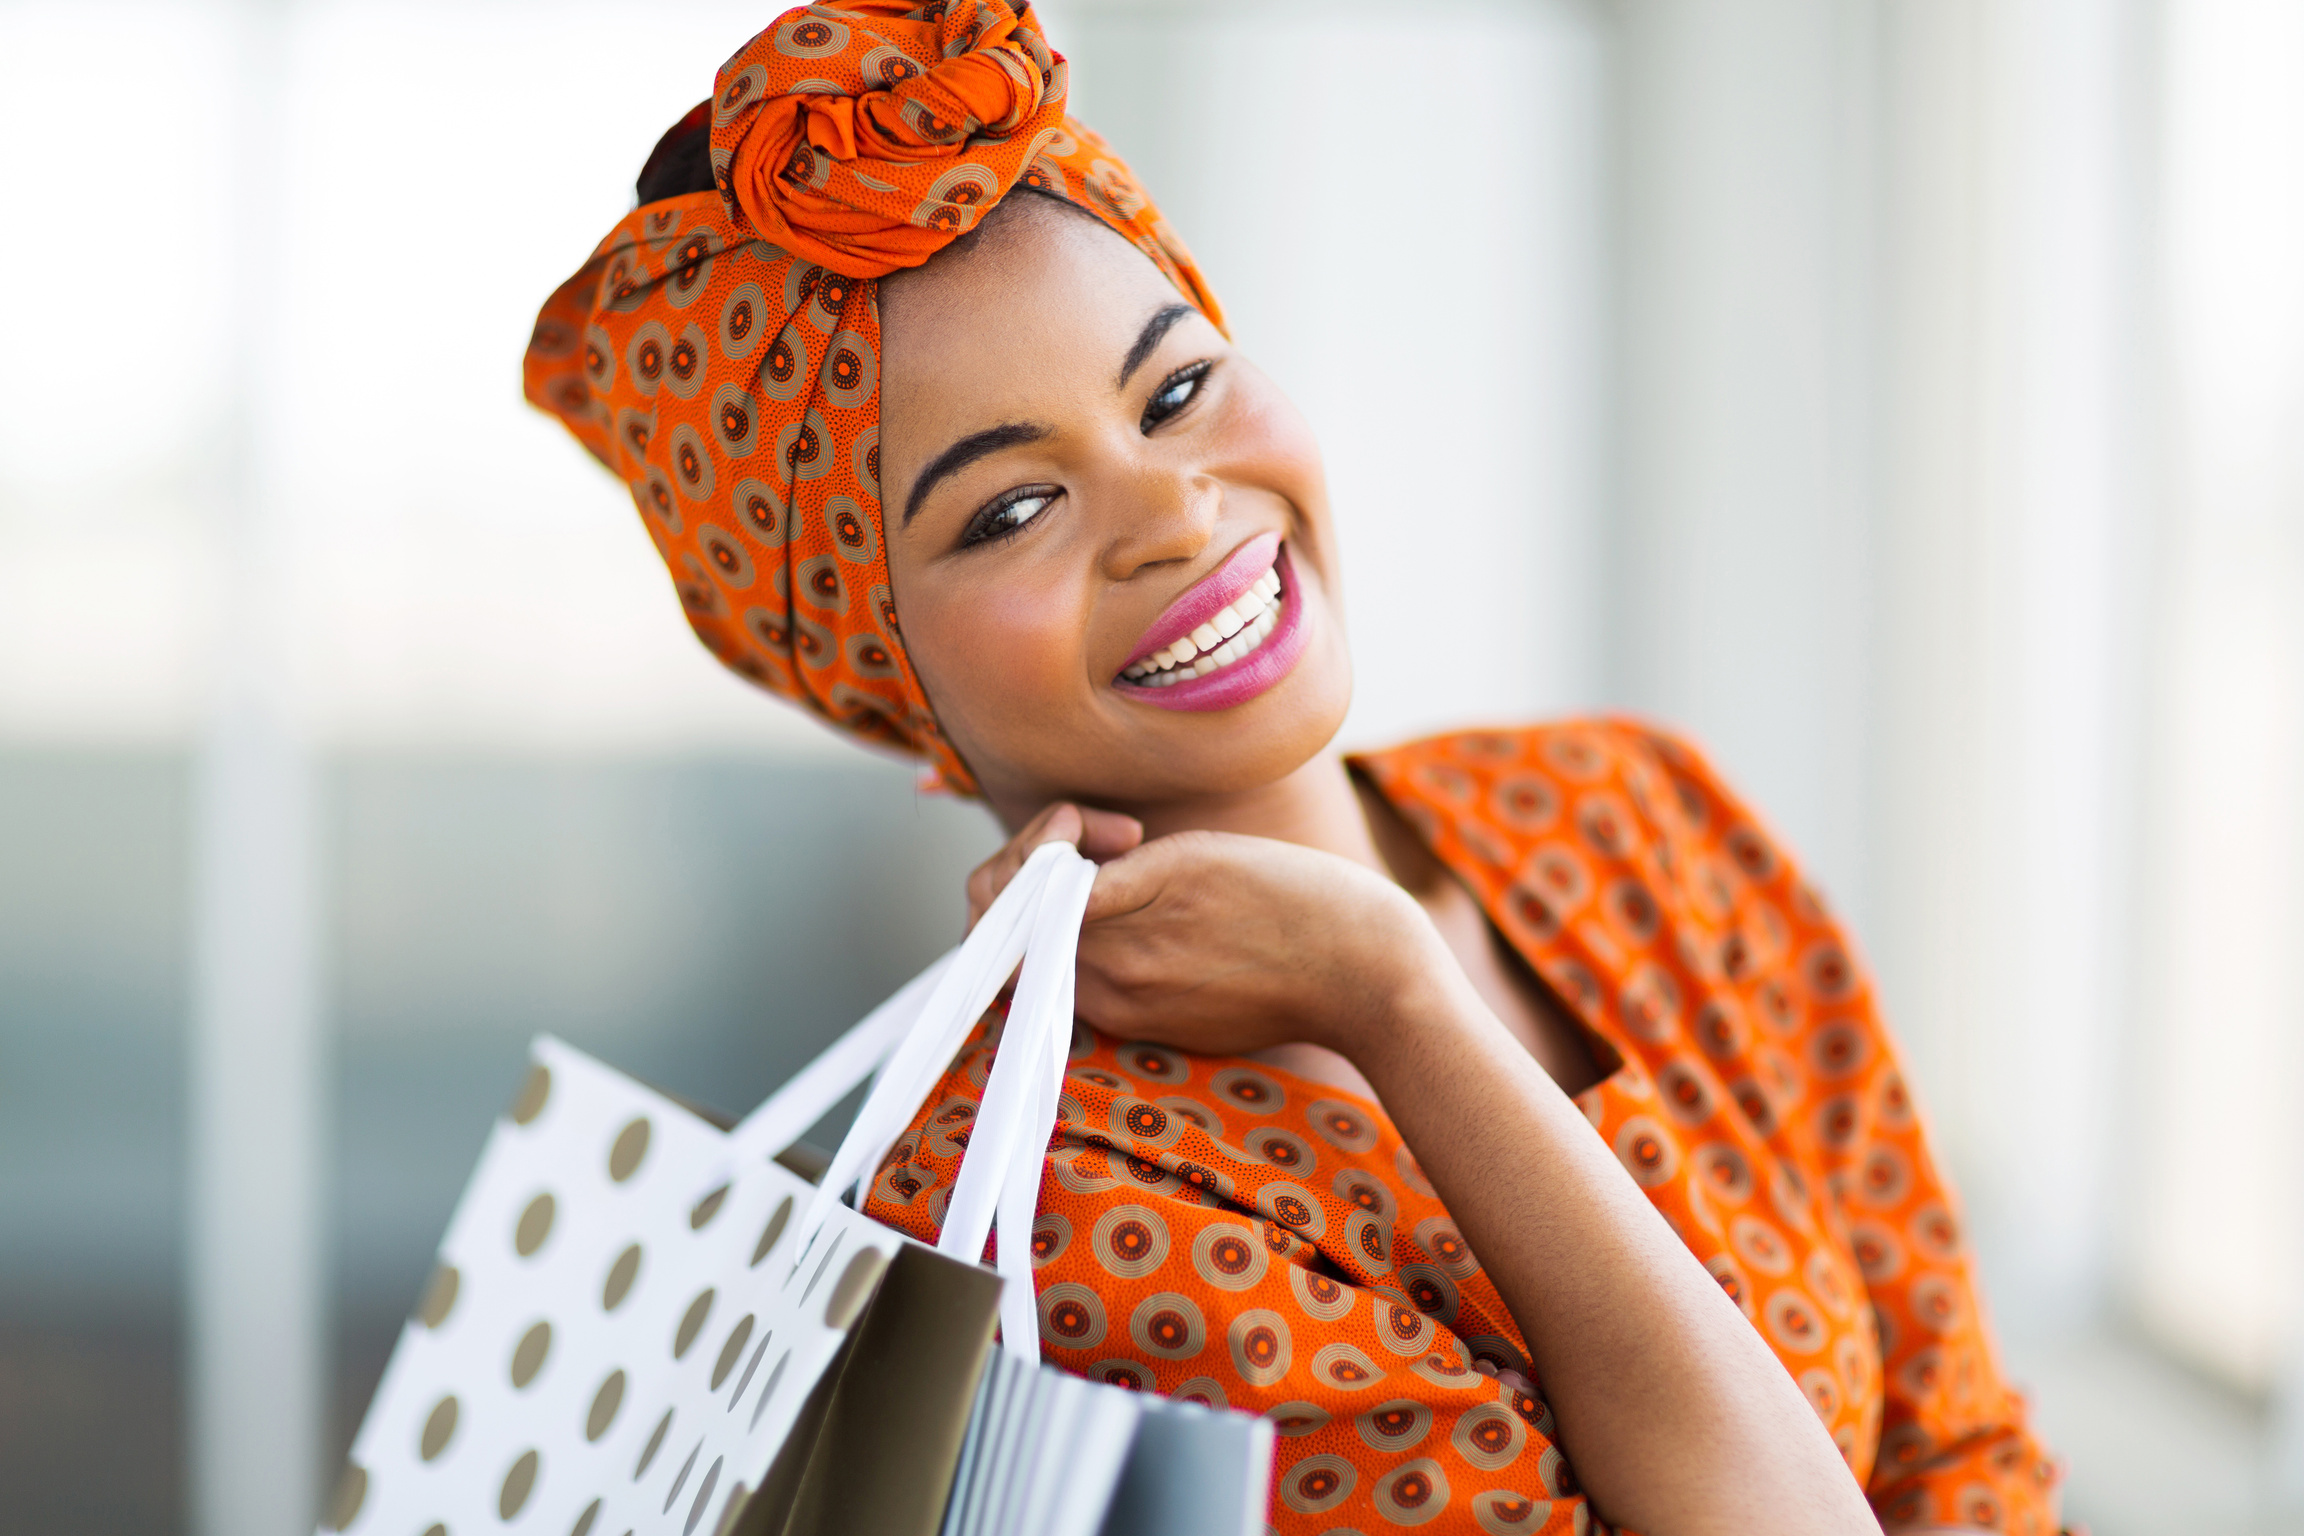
[524,0,1224,793]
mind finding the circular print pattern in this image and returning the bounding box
[1108,1095,1182,1151]
[1450,1402,1528,1471]
[1397,1262,1461,1326]
[1288,1264,1356,1322]
[1355,1398,1433,1454]
[1089,1204,1170,1280]
[1190,1222,1268,1292]
[1373,1457,1451,1526]
[1127,1292,1207,1361]
[1209,1066,1285,1115]
[821,328,878,409]
[1037,1282,1106,1351]
[1374,1296,1435,1358]
[1306,1098,1380,1154]
[711,383,761,458]
[1259,1180,1327,1241]
[1091,1357,1153,1393]
[1310,1341,1386,1391]
[1225,1307,1292,1388]
[1472,1491,1553,1535]
[1030,1212,1071,1269]
[718,281,766,360]
[1277,1453,1355,1516]
[1244,1125,1315,1174]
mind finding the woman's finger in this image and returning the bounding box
[965,802,1093,927]
[1071,805,1145,862]
[966,803,1147,928]
[1081,832,1191,923]
[968,805,1063,926]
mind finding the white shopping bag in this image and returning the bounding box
[325,844,1099,1536]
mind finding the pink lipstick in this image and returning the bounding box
[1112,535,1309,712]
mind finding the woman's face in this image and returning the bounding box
[880,200,1351,826]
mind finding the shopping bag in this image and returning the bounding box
[326,842,1274,1536]
[937,1346,1274,1536]
[324,844,1096,1536]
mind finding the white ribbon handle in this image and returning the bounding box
[998,858,1093,1357]
[936,849,1096,1361]
[788,842,1080,1281]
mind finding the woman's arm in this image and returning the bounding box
[1342,923,1874,1536]
[981,812,1878,1536]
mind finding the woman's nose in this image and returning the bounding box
[1098,465,1222,581]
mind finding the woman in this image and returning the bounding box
[526,5,2059,1533]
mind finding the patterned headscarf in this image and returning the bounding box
[525,0,1224,793]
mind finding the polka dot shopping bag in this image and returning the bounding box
[324,844,1104,1536]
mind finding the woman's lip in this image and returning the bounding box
[1119,530,1283,671]
[1112,544,1309,713]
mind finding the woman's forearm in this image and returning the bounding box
[1342,936,1876,1536]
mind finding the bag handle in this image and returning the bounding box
[728,841,1060,1171]
[935,848,1096,1361]
[785,844,1083,1287]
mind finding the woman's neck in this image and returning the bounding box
[1002,754,1393,876]
[1142,753,1389,869]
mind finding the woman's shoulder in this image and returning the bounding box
[1349,714,1790,890]
[1353,714,1729,817]
[1351,716,1854,1051]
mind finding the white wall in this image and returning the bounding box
[1868,0,2147,1330]
[1610,0,1878,912]
[2132,0,2304,1397]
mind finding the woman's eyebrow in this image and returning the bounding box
[902,420,1052,526]
[1116,303,1195,390]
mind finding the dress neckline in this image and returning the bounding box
[1346,743,1631,1109]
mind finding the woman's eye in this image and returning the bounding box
[962,486,1059,547]
[1141,361,1211,432]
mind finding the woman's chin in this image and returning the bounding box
[943,595,1352,814]
[1106,645,1352,805]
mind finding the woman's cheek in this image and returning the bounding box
[1214,372,1332,546]
[907,577,1095,744]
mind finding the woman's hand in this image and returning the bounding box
[963,802,1448,1061]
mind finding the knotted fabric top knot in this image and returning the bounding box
[710,0,1067,276]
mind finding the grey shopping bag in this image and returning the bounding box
[936,1345,1274,1536]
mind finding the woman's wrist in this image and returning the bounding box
[1315,889,1490,1076]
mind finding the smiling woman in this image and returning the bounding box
[876,193,1349,813]
[523,5,2058,1534]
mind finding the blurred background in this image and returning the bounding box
[1,0,2299,1531]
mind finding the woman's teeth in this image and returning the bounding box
[1121,568,1285,688]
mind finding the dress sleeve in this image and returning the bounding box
[1629,724,2064,1534]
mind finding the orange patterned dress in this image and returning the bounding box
[865,720,2061,1534]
